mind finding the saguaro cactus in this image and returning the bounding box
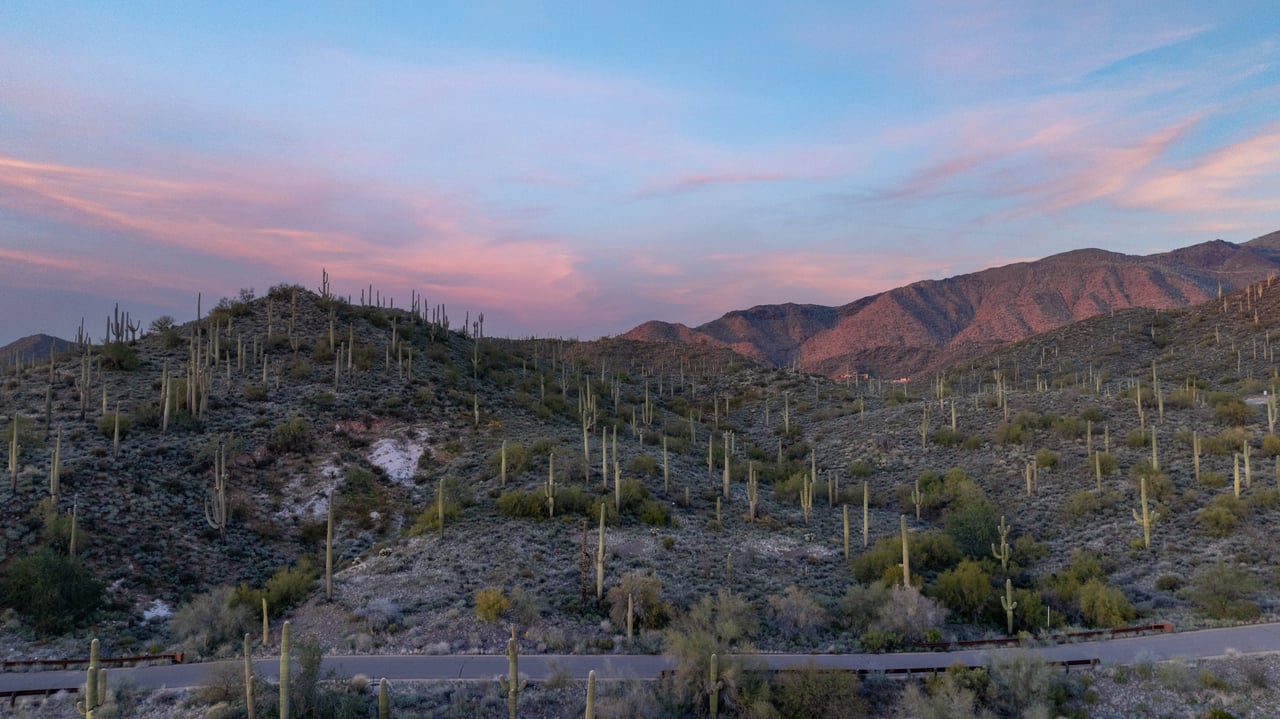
[280,620,290,719]
[900,515,911,588]
[991,515,1011,574]
[1001,579,1018,635]
[585,670,596,719]
[595,503,605,600]
[708,652,721,718]
[75,637,100,717]
[378,678,389,719]
[325,491,334,600]
[498,629,526,719]
[244,633,256,719]
[1132,476,1157,550]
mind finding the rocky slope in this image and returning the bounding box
[623,232,1280,378]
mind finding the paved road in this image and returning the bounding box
[6,623,1280,693]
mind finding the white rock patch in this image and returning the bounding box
[369,432,426,484]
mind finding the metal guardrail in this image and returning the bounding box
[1,686,81,707]
[915,623,1173,651]
[660,657,1100,681]
[0,652,183,671]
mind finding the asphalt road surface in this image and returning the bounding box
[5,623,1280,694]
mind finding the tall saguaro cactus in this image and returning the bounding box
[585,670,596,719]
[498,629,526,719]
[991,515,1011,574]
[595,503,606,600]
[900,515,911,588]
[75,637,100,717]
[279,621,291,719]
[1001,579,1018,635]
[244,633,256,719]
[1132,476,1157,550]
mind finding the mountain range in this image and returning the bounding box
[623,230,1280,378]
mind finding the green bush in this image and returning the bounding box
[767,586,828,636]
[929,559,992,619]
[771,660,867,718]
[1190,562,1259,620]
[942,495,999,558]
[1063,490,1101,521]
[474,587,510,622]
[497,489,547,519]
[1077,579,1135,628]
[1197,495,1246,537]
[100,341,139,371]
[638,499,670,526]
[96,411,131,440]
[627,455,658,476]
[852,531,960,584]
[607,571,670,631]
[1033,449,1058,469]
[1214,399,1255,426]
[170,585,251,656]
[269,416,312,453]
[0,549,103,634]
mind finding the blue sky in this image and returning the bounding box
[2,1,1278,344]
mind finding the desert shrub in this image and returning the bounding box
[847,460,873,478]
[838,582,891,632]
[851,531,960,585]
[1077,579,1135,628]
[931,428,964,447]
[497,489,547,518]
[942,495,1000,557]
[1034,448,1059,468]
[1092,451,1118,475]
[1197,495,1246,537]
[354,598,403,633]
[662,590,758,710]
[269,416,312,453]
[1063,490,1101,521]
[961,434,985,450]
[1248,488,1280,510]
[1079,406,1105,422]
[607,571,671,632]
[986,650,1055,718]
[1130,463,1174,503]
[929,559,992,619]
[0,548,103,635]
[870,585,947,644]
[1198,471,1228,489]
[100,341,139,371]
[1041,550,1106,608]
[994,421,1028,445]
[1261,435,1280,458]
[170,585,250,656]
[474,587,510,622]
[1154,575,1182,592]
[771,661,868,718]
[1214,399,1255,426]
[96,411,131,440]
[287,358,312,380]
[1052,416,1086,439]
[627,454,658,476]
[1126,429,1150,449]
[243,383,268,401]
[488,440,529,478]
[638,499,670,526]
[1190,562,1259,621]
[767,586,828,636]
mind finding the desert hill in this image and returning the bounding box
[623,232,1280,378]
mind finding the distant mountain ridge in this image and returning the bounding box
[623,230,1280,378]
[0,334,75,368]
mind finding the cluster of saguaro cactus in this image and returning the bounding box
[498,629,526,719]
[205,437,229,541]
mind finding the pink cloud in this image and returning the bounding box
[0,153,586,332]
[1121,128,1280,213]
[633,171,787,198]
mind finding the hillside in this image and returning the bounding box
[623,233,1280,379]
[0,334,75,368]
[1,276,1278,717]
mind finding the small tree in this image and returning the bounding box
[0,549,103,634]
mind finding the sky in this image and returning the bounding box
[2,2,1279,345]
